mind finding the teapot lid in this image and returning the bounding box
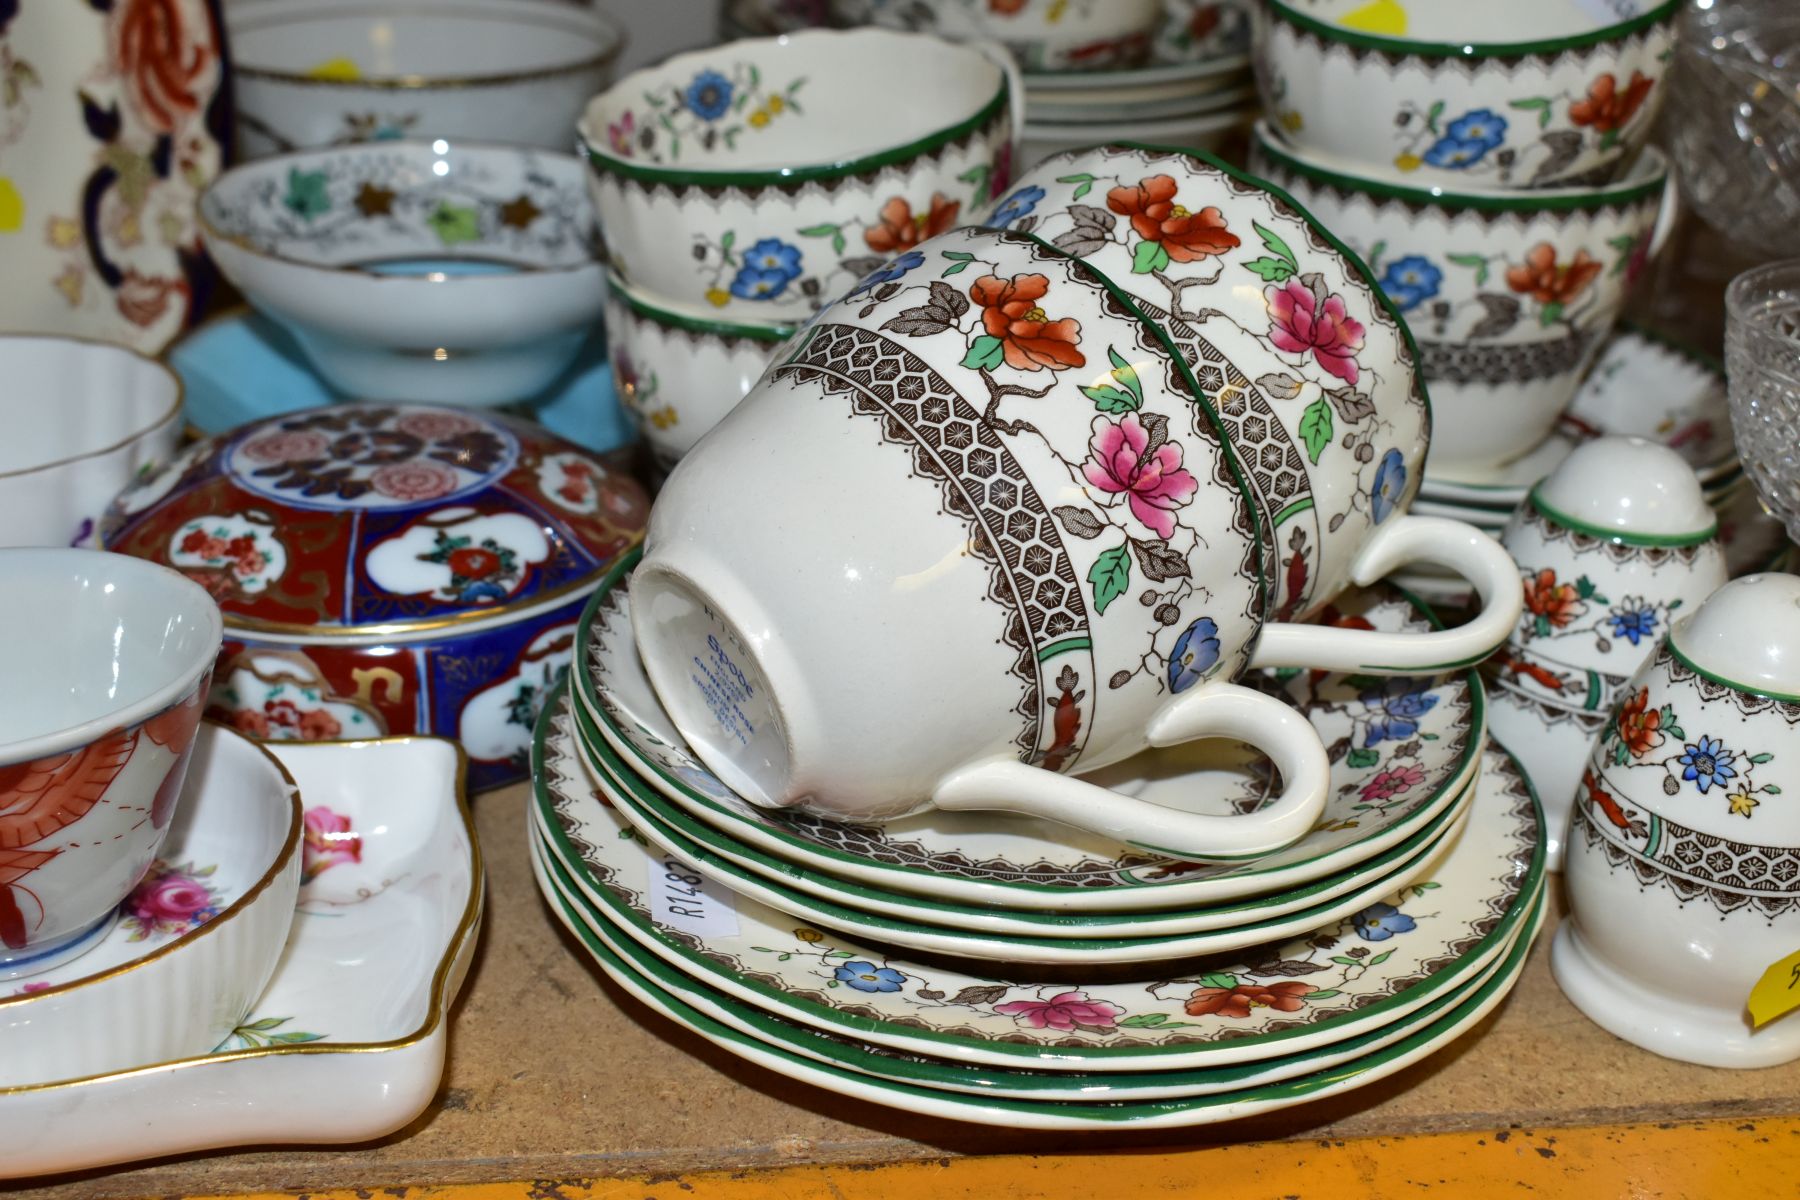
[1529,436,1717,544]
[101,404,648,636]
[1671,573,1800,701]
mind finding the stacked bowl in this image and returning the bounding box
[1246,0,1684,489]
[578,29,1021,470]
[530,145,1547,1123]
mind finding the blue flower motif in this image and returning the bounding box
[848,248,925,297]
[729,266,793,299]
[1168,617,1221,693]
[1606,604,1659,647]
[684,70,734,121]
[1352,902,1417,941]
[1360,677,1440,747]
[1678,736,1738,794]
[1370,447,1407,525]
[988,185,1046,228]
[835,960,907,993]
[1377,255,1443,312]
[1421,110,1509,169]
[728,237,804,300]
[461,580,509,603]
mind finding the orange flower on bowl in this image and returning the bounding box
[1505,244,1602,308]
[1616,686,1664,759]
[968,273,1086,372]
[1569,71,1655,135]
[863,193,961,255]
[1106,174,1241,269]
[1185,980,1318,1018]
[1522,567,1582,634]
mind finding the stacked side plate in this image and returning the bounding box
[526,556,1548,1126]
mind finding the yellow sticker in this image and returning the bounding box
[1746,947,1800,1028]
[0,177,23,233]
[1337,0,1407,36]
[307,57,362,82]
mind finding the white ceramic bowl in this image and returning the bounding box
[0,724,302,1086]
[199,141,604,406]
[1254,0,1679,189]
[603,274,794,471]
[0,336,181,548]
[227,0,625,159]
[831,0,1163,72]
[0,549,223,975]
[577,28,1020,321]
[1251,123,1674,476]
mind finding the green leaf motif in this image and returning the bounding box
[942,251,975,261]
[961,334,1006,372]
[1346,747,1380,769]
[1298,397,1333,464]
[1369,948,1394,965]
[1540,301,1565,327]
[1252,220,1299,271]
[1508,96,1555,128]
[283,169,331,220]
[1197,972,1239,990]
[1241,256,1295,283]
[1766,785,1783,795]
[720,230,735,255]
[1425,100,1444,134]
[1131,239,1171,274]
[427,202,481,246]
[1306,989,1342,1000]
[1117,1013,1168,1027]
[1330,955,1360,966]
[1087,545,1132,615]
[1056,171,1097,201]
[1752,753,1775,764]
[1081,384,1139,413]
[1107,346,1144,406]
[941,261,971,276]
[1446,252,1490,287]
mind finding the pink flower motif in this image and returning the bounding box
[370,460,458,501]
[121,863,221,940]
[608,111,635,157]
[1265,277,1366,385]
[992,990,1125,1032]
[241,430,330,463]
[1080,414,1198,540]
[302,806,362,883]
[395,411,483,442]
[13,982,52,996]
[1361,764,1426,802]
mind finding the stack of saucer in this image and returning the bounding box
[526,555,1547,1127]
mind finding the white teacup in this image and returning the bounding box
[630,226,1504,857]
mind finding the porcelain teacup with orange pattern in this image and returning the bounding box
[0,550,222,978]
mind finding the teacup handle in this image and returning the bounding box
[1249,515,1522,674]
[930,679,1328,860]
[967,37,1026,181]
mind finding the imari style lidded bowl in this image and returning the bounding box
[99,404,649,789]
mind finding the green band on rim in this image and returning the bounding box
[1266,0,1681,61]
[584,81,1008,189]
[1253,131,1667,214]
[612,279,797,342]
[1667,637,1800,706]
[1528,486,1718,547]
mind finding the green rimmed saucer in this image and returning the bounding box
[529,822,1545,1126]
[566,686,1471,965]
[570,681,1476,940]
[574,552,1485,913]
[530,817,1543,1103]
[531,690,1543,1071]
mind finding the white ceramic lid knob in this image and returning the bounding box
[1531,436,1717,539]
[1671,573,1800,699]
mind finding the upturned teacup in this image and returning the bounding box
[1251,125,1675,476]
[1254,0,1679,190]
[576,29,1021,322]
[0,550,222,978]
[982,142,1519,639]
[830,0,1164,73]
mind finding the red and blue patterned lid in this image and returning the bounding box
[102,404,648,635]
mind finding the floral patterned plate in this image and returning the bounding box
[575,565,1484,912]
[570,691,1471,964]
[534,695,1542,1071]
[533,821,1542,1102]
[573,687,1476,945]
[0,736,482,1179]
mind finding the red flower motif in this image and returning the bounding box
[448,546,503,579]
[111,0,216,134]
[1522,567,1582,630]
[232,709,271,738]
[1265,277,1365,384]
[1616,687,1664,758]
[115,270,183,328]
[1569,71,1655,134]
[1505,243,1602,307]
[1362,764,1425,802]
[969,273,1086,372]
[240,430,330,463]
[1185,980,1318,1018]
[370,460,458,501]
[299,708,342,741]
[863,193,961,254]
[179,528,210,553]
[1106,175,1241,264]
[395,411,482,441]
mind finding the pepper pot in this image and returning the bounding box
[1487,437,1729,869]
[1553,573,1800,1068]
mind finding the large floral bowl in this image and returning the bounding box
[576,28,1020,321]
[1251,124,1674,477]
[198,140,603,407]
[1254,0,1679,191]
[98,404,649,790]
[980,142,1435,629]
[227,0,625,159]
